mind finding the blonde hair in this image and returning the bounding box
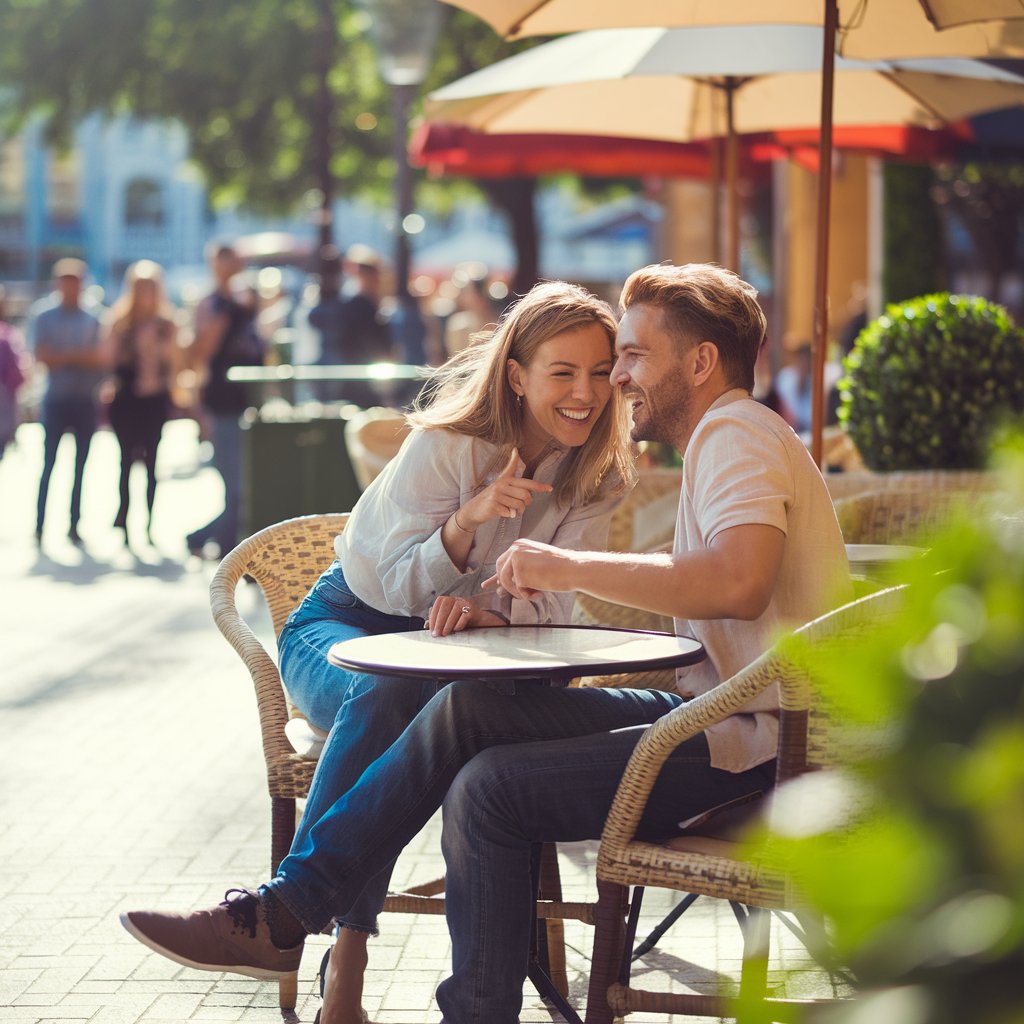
[409,280,634,507]
[108,260,176,332]
[620,263,767,390]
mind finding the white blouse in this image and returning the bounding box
[335,427,623,624]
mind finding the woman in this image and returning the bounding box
[104,260,180,545]
[277,280,634,1024]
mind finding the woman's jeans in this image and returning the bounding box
[277,561,435,933]
[267,675,775,1023]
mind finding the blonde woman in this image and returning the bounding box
[104,260,180,545]
[123,280,634,1024]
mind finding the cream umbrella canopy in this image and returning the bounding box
[426,25,1024,268]
[437,0,1024,465]
[443,0,1024,57]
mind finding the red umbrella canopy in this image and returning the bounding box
[409,122,746,178]
[410,121,974,178]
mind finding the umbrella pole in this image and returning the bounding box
[726,80,739,271]
[811,0,838,468]
[709,139,723,264]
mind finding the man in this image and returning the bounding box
[121,264,850,1024]
[185,242,262,557]
[310,243,396,407]
[31,258,105,545]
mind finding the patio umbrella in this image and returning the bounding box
[432,9,1024,464]
[443,1,1024,58]
[426,26,1024,269]
[438,1,1024,465]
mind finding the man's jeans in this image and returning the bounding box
[36,393,98,533]
[267,679,775,1022]
[277,561,434,932]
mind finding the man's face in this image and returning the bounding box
[611,304,694,448]
[214,250,242,286]
[56,275,82,307]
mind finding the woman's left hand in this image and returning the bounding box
[427,597,505,637]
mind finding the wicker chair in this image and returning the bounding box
[573,469,681,641]
[209,513,582,1011]
[582,584,906,1024]
[833,487,980,545]
[343,407,411,491]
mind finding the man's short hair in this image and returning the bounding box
[620,263,767,391]
[205,240,238,264]
[345,244,382,273]
[52,257,87,280]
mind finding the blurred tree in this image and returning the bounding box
[0,0,398,255]
[932,162,1024,310]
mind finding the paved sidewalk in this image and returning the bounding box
[0,420,834,1023]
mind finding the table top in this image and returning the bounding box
[328,624,705,682]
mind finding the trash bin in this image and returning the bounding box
[242,401,363,535]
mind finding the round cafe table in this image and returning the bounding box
[328,622,705,684]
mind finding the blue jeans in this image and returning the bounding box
[187,412,243,552]
[267,680,775,1022]
[36,393,98,532]
[278,562,434,932]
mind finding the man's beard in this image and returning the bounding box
[629,363,693,447]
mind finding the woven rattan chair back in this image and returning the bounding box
[833,488,978,545]
[573,468,681,637]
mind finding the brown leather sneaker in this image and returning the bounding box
[120,887,303,979]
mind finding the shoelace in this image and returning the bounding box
[220,887,261,938]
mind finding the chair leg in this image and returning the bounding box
[735,904,771,1024]
[271,797,299,1013]
[583,880,629,1024]
[536,842,569,998]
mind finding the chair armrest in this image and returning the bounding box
[209,548,296,775]
[597,648,782,861]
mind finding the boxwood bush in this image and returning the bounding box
[837,293,1024,471]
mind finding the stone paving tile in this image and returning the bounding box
[1,421,834,1023]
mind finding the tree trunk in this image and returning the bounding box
[482,177,539,296]
[314,0,338,266]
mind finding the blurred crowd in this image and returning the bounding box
[0,241,513,558]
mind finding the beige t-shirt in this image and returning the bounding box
[674,390,851,772]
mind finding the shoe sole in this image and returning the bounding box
[119,912,295,981]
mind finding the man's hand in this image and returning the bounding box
[484,539,576,601]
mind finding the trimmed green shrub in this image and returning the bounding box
[837,293,1024,471]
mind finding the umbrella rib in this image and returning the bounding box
[509,0,554,37]
[877,68,957,127]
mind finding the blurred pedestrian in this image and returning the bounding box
[312,244,396,408]
[443,269,500,357]
[104,260,181,547]
[185,242,263,558]
[31,258,106,545]
[0,285,31,460]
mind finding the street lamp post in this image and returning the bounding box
[360,0,443,301]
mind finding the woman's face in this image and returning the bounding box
[133,277,159,316]
[508,322,614,454]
